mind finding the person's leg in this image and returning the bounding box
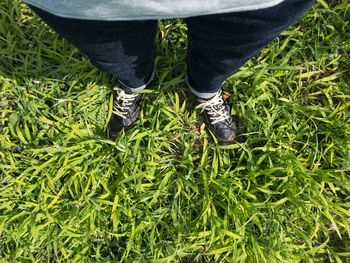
[28,5,158,136]
[185,0,315,98]
[184,0,315,144]
[29,5,158,91]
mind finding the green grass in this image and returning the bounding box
[1,0,350,262]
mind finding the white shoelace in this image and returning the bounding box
[195,90,231,125]
[112,86,139,119]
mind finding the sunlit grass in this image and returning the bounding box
[0,0,349,262]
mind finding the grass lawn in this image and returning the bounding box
[1,0,350,262]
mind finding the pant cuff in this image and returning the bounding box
[118,66,156,93]
[185,74,219,99]
[118,82,147,92]
[189,86,219,99]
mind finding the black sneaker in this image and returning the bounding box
[108,85,144,138]
[195,90,236,144]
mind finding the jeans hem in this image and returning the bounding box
[185,74,220,99]
[118,66,156,92]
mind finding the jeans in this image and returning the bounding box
[29,0,315,98]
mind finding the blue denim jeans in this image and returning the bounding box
[29,0,315,98]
